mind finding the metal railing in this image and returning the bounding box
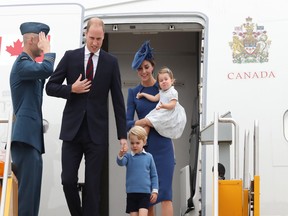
[213,112,239,216]
[0,111,13,216]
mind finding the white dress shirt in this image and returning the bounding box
[84,46,100,79]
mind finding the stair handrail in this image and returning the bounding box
[212,112,239,216]
[213,113,219,216]
[243,130,250,189]
[254,120,259,176]
[0,110,13,216]
[218,116,239,179]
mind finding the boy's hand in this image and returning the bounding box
[150,192,158,203]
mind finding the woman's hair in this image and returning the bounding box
[148,59,156,67]
[128,126,147,143]
[156,66,175,88]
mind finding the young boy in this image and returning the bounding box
[117,126,159,216]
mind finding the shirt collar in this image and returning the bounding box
[85,46,100,56]
[131,148,147,156]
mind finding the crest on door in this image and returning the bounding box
[229,17,271,64]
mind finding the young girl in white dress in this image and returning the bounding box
[137,67,187,139]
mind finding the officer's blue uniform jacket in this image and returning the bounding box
[10,52,55,153]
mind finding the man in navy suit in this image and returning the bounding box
[46,17,128,216]
[10,22,56,216]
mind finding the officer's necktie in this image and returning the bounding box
[86,53,94,81]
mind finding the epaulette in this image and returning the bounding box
[20,56,29,60]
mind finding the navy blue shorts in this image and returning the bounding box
[126,193,150,213]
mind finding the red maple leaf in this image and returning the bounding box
[6,35,51,62]
[6,39,23,56]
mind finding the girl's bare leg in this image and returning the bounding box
[143,125,150,137]
[137,118,153,127]
[136,118,151,136]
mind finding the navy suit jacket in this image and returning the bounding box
[46,47,127,144]
[10,52,56,153]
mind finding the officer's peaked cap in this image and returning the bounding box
[20,22,50,36]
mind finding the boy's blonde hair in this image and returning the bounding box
[128,126,147,143]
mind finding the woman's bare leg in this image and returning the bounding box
[148,201,173,216]
[161,201,173,216]
[148,206,154,216]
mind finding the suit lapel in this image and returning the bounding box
[92,49,102,82]
[79,47,86,80]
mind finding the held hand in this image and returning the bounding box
[119,145,128,157]
[37,32,50,54]
[119,139,128,157]
[118,150,124,157]
[123,144,128,153]
[156,102,163,110]
[150,192,158,203]
[120,138,128,146]
[71,74,91,93]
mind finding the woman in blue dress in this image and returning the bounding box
[126,40,175,216]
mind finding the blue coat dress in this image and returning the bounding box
[126,82,175,203]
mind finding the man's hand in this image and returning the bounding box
[71,74,91,93]
[37,31,50,54]
[120,139,128,150]
[119,139,128,157]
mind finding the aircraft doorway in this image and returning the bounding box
[91,17,205,215]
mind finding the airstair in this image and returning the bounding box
[206,112,260,216]
[181,112,260,216]
[0,111,18,216]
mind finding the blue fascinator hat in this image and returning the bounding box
[131,40,154,70]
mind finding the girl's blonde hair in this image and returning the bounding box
[128,126,147,143]
[156,66,175,89]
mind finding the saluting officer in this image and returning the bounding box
[9,22,55,216]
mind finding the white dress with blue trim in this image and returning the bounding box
[146,86,186,139]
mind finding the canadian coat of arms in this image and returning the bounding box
[229,17,271,64]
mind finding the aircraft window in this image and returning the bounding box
[283,110,288,141]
